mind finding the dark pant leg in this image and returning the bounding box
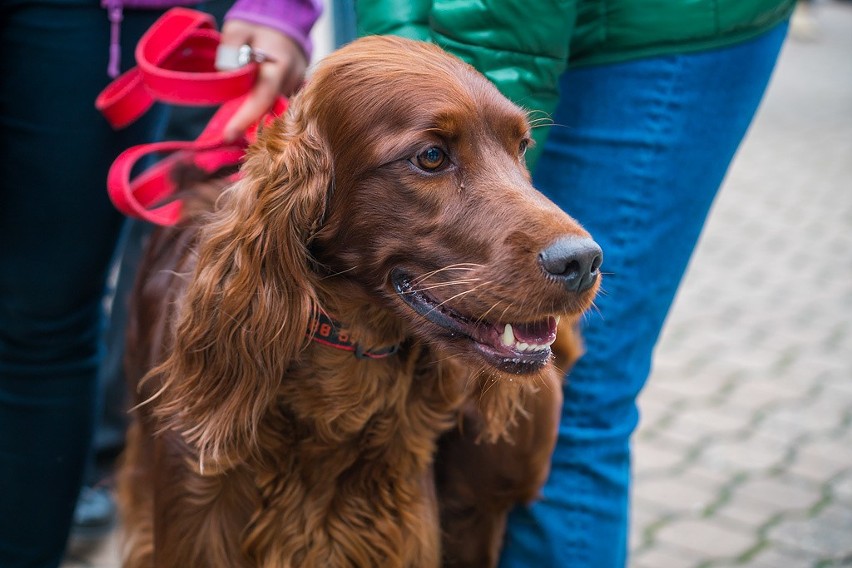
[0,2,163,565]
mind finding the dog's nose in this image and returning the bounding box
[538,237,603,292]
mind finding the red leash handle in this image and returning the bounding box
[96,8,288,226]
[96,8,258,127]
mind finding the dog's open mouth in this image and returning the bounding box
[391,269,557,374]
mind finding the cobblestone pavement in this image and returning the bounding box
[62,3,852,567]
[630,2,852,567]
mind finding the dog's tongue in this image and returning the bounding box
[512,317,558,344]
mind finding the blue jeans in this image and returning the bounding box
[500,23,788,568]
[0,2,165,566]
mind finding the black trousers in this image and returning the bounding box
[0,2,164,565]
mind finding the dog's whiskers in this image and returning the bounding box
[474,299,507,326]
[496,301,517,328]
[319,265,360,280]
[534,370,556,394]
[587,299,603,319]
[430,280,493,312]
[404,279,481,295]
[525,109,553,128]
[479,371,500,400]
[409,264,483,287]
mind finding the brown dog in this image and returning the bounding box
[119,35,601,567]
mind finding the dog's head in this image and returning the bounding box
[158,36,600,466]
[304,36,600,374]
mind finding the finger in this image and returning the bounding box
[223,65,282,141]
[278,66,304,98]
[219,20,253,49]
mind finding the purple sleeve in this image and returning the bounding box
[225,0,323,60]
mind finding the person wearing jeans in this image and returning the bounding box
[501,23,789,566]
[355,1,793,565]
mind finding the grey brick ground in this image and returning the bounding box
[632,2,852,567]
[62,2,852,567]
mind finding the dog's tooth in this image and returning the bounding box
[517,342,529,352]
[502,324,515,347]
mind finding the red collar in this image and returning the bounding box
[309,313,401,360]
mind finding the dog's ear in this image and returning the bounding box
[150,103,330,472]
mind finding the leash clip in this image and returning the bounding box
[215,44,275,71]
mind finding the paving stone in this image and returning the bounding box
[822,373,852,398]
[805,383,852,415]
[785,439,852,484]
[818,560,852,568]
[652,372,731,400]
[630,542,702,568]
[826,426,852,452]
[767,402,848,437]
[633,440,689,477]
[713,501,779,534]
[651,347,711,377]
[733,474,820,510]
[653,404,752,454]
[629,501,661,551]
[832,376,852,400]
[694,356,777,388]
[830,469,852,505]
[636,388,684,433]
[664,404,754,440]
[743,545,818,568]
[810,352,852,377]
[654,516,756,560]
[767,504,852,558]
[725,377,815,411]
[698,434,790,474]
[634,471,727,516]
[642,426,699,452]
[714,475,822,528]
[753,402,840,443]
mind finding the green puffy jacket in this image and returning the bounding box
[356,0,794,167]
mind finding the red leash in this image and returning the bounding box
[98,10,393,360]
[96,7,288,226]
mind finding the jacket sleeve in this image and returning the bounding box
[225,0,323,60]
[356,0,578,170]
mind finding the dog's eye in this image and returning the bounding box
[415,147,447,171]
[519,139,530,157]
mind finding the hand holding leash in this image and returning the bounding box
[95,8,289,226]
[217,20,307,142]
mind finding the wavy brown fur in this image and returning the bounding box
[119,36,598,568]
